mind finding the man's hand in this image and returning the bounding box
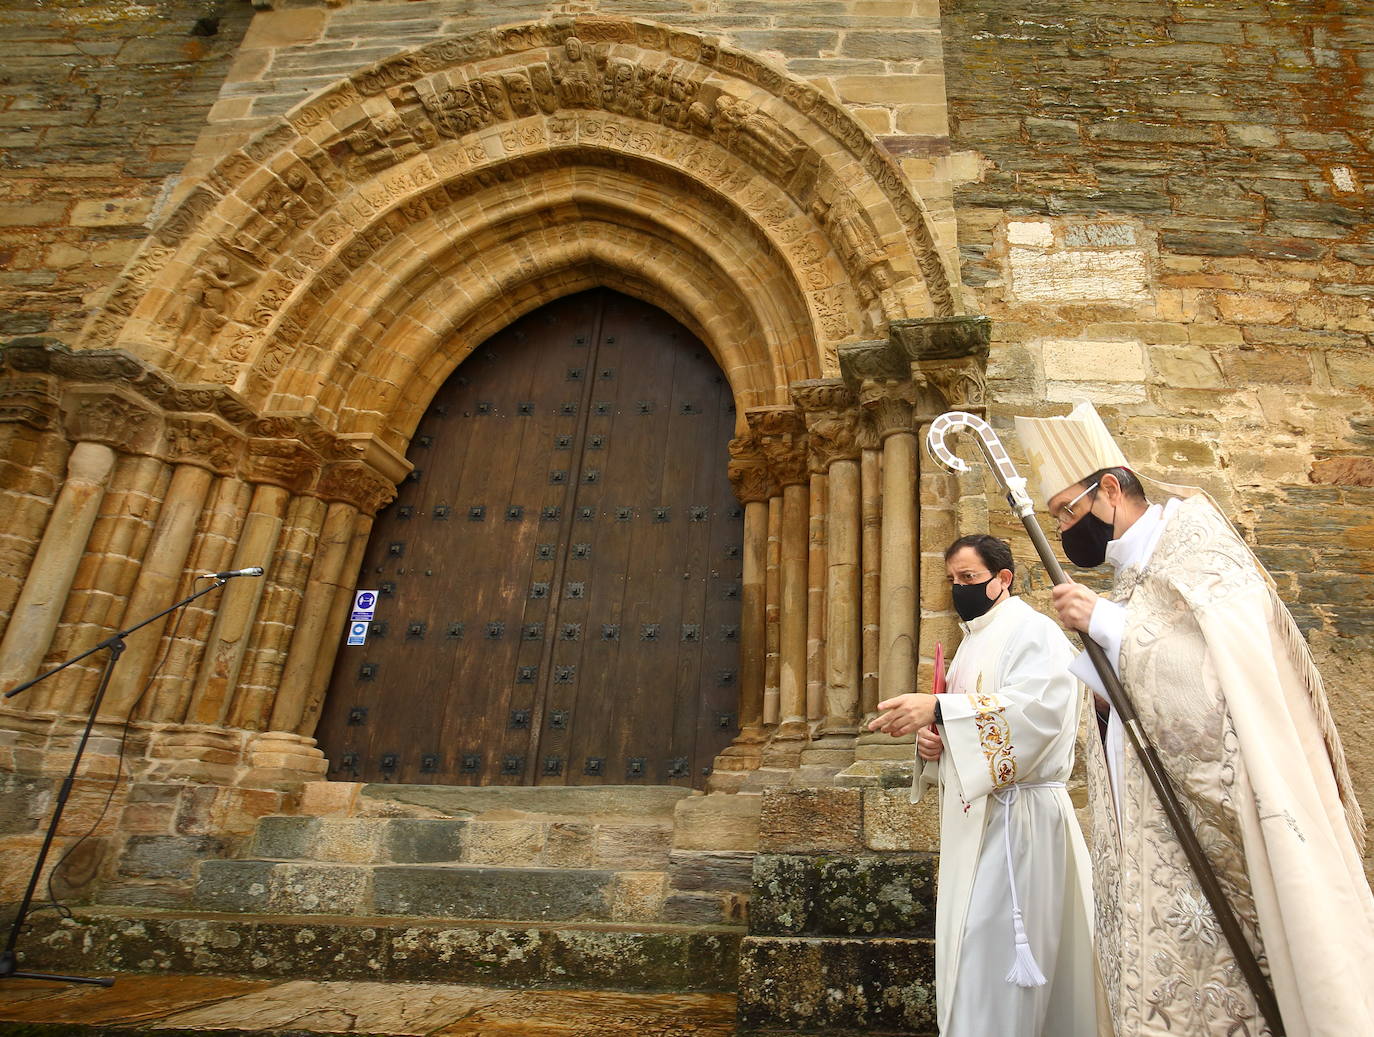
[917,725,943,762]
[1052,582,1100,633]
[868,693,937,738]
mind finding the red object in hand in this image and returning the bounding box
[932,641,945,695]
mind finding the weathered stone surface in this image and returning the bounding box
[749,853,935,938]
[672,792,762,851]
[372,865,616,921]
[0,773,50,835]
[736,934,937,1033]
[758,787,863,853]
[118,835,226,881]
[17,908,741,992]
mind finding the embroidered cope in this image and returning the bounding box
[1079,494,1374,1037]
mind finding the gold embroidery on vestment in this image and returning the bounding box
[971,677,1016,788]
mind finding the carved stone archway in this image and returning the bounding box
[82,17,958,449]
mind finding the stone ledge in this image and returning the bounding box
[18,908,742,992]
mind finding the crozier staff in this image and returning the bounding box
[1014,401,1374,1037]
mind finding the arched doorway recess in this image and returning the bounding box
[314,289,742,788]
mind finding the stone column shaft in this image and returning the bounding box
[185,482,289,726]
[860,447,882,717]
[102,462,215,719]
[0,426,69,644]
[822,456,861,734]
[229,492,326,731]
[0,440,116,694]
[778,482,808,737]
[806,473,827,723]
[299,511,374,738]
[879,430,917,705]
[140,474,253,723]
[737,498,768,735]
[763,494,782,726]
[272,500,359,734]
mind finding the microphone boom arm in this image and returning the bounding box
[924,410,1285,1037]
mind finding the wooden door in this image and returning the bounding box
[314,289,743,787]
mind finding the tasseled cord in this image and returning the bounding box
[994,783,1051,988]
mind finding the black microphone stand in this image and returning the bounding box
[0,575,235,987]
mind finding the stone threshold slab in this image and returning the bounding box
[0,976,737,1035]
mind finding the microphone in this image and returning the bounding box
[199,567,265,580]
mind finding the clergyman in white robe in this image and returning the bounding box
[914,592,1099,1037]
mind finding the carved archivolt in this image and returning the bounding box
[81,18,957,438]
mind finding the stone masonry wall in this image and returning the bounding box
[0,0,254,341]
[940,0,1374,848]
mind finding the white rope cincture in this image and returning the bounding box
[992,781,1065,988]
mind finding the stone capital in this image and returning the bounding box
[791,379,865,471]
[728,435,777,503]
[242,438,322,492]
[921,358,987,413]
[317,461,398,516]
[746,406,809,488]
[61,385,162,455]
[857,379,916,440]
[162,414,245,475]
[837,339,907,395]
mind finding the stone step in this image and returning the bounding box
[248,814,675,869]
[17,906,740,993]
[319,782,696,822]
[195,859,726,925]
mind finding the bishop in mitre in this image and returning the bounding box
[1015,401,1374,1037]
[870,533,1099,1036]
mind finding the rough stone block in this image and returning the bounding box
[385,818,465,863]
[606,870,670,922]
[750,853,935,938]
[668,849,756,893]
[117,834,225,880]
[0,773,51,835]
[1009,246,1151,303]
[1042,338,1146,384]
[194,860,275,912]
[269,862,371,914]
[862,787,940,852]
[737,934,936,1033]
[461,820,545,866]
[672,792,762,851]
[250,815,317,859]
[758,787,863,853]
[372,865,614,921]
[593,822,673,868]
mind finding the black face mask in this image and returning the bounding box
[951,576,1001,622]
[1060,512,1115,568]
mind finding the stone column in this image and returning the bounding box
[0,375,65,642]
[298,509,374,738]
[184,439,319,727]
[102,416,243,720]
[793,379,867,742]
[805,471,827,723]
[763,494,782,726]
[0,386,161,699]
[860,446,881,718]
[752,407,810,749]
[0,440,117,698]
[139,473,253,723]
[272,461,395,734]
[863,382,917,711]
[710,436,776,788]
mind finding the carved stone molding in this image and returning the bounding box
[0,375,59,430]
[61,386,161,455]
[317,461,398,516]
[747,406,809,488]
[889,315,992,363]
[728,435,777,504]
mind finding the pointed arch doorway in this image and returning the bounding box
[314,289,743,788]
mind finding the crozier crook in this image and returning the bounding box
[925,411,1286,1037]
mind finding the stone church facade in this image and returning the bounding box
[0,0,1370,1019]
